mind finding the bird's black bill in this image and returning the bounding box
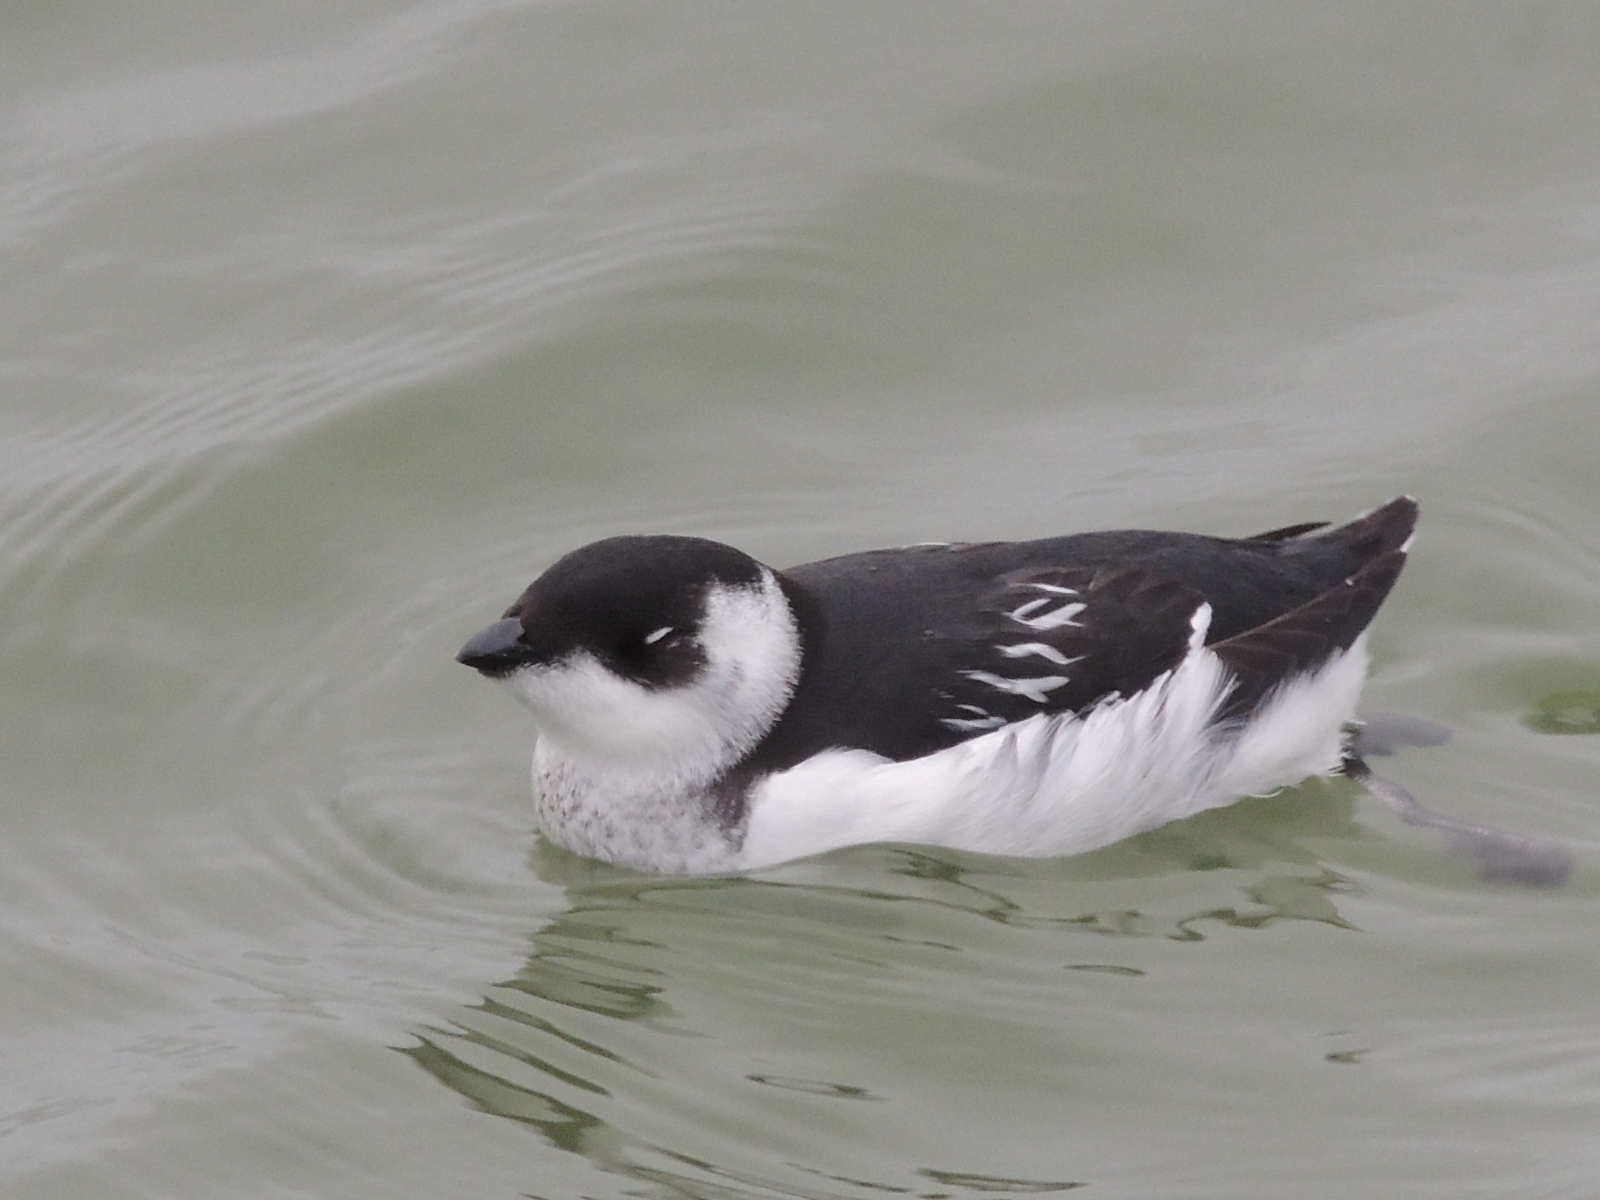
[457,617,531,677]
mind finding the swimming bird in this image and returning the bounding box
[457,497,1569,884]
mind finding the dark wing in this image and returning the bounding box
[749,559,1210,771]
[961,546,1408,733]
[1211,550,1406,721]
[754,497,1417,770]
[928,563,1206,734]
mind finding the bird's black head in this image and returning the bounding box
[457,535,768,690]
[458,535,802,767]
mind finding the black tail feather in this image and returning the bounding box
[1212,549,1407,720]
[1309,495,1418,561]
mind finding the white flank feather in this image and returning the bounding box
[738,622,1370,870]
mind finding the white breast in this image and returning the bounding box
[510,570,802,872]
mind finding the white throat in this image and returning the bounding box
[499,570,802,871]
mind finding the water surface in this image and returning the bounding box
[4,4,1600,1197]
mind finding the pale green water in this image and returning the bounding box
[4,4,1600,1197]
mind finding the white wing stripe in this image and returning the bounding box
[1010,597,1053,621]
[1011,601,1086,631]
[961,669,1072,704]
[940,714,1008,732]
[997,641,1083,666]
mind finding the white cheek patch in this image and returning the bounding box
[511,570,802,785]
[502,654,705,764]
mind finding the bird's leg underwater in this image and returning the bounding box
[1348,710,1453,758]
[1342,712,1574,888]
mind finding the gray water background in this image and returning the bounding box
[4,4,1600,1196]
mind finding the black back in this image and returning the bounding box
[743,498,1417,772]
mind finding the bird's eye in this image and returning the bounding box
[643,626,674,646]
